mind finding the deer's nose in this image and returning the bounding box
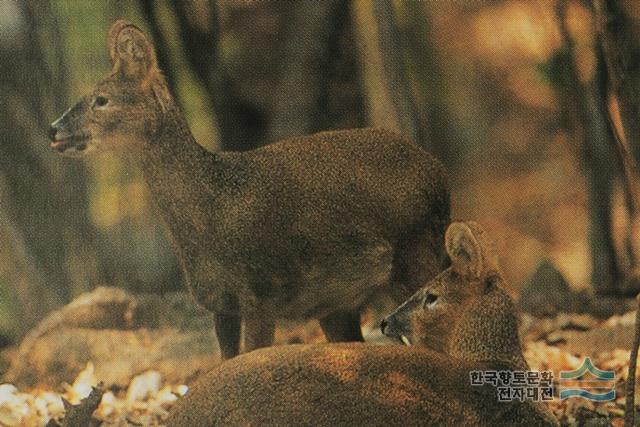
[380,318,388,335]
[48,125,59,141]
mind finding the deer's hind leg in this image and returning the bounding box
[243,302,276,353]
[244,313,276,352]
[319,310,364,342]
[390,227,448,303]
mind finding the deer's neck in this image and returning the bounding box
[449,289,529,372]
[139,105,227,219]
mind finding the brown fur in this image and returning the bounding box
[48,21,451,359]
[165,222,559,426]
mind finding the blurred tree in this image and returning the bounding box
[267,0,344,142]
[138,0,180,99]
[394,1,454,164]
[0,0,104,334]
[140,0,264,151]
[139,0,365,148]
[594,0,640,292]
[549,0,621,294]
[350,0,462,165]
[595,0,640,163]
[352,0,425,148]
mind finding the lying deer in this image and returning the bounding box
[165,221,560,426]
[48,21,451,359]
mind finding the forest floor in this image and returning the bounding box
[0,309,638,426]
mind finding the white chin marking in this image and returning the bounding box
[401,335,411,346]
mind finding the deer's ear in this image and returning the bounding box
[445,222,485,281]
[108,20,157,82]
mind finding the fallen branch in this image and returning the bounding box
[46,383,105,427]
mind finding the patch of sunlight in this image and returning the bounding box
[90,185,122,229]
[471,0,559,65]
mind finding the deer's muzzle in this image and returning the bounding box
[48,101,92,155]
[49,121,89,155]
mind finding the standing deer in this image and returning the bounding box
[48,20,450,359]
[165,222,560,426]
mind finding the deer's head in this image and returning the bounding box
[381,222,524,367]
[49,20,170,156]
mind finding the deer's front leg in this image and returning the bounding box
[214,294,241,360]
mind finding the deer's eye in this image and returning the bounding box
[94,96,109,107]
[423,293,439,308]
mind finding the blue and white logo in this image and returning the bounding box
[558,358,616,401]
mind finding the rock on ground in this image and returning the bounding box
[3,287,219,389]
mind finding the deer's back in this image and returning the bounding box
[166,343,555,427]
[240,128,447,231]
[212,128,448,261]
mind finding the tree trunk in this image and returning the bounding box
[267,0,365,142]
[595,0,640,163]
[169,0,265,151]
[549,0,620,294]
[352,0,425,147]
[142,0,365,149]
[594,0,640,292]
